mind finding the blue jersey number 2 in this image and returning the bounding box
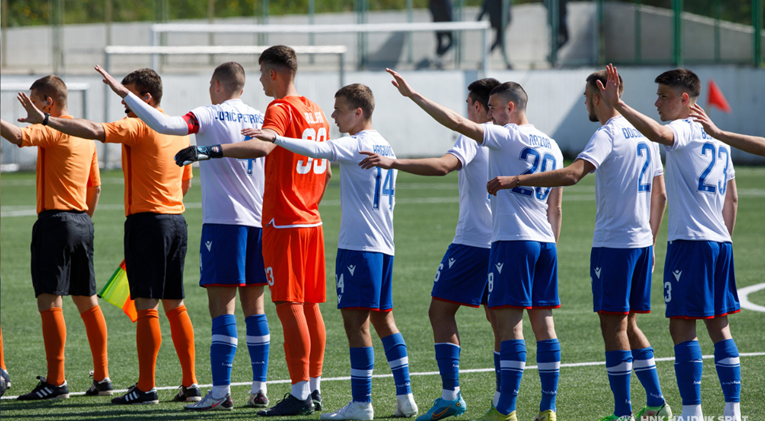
[373,168,395,209]
[637,143,652,192]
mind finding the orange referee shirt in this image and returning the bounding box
[20,116,101,215]
[261,96,330,227]
[102,112,192,216]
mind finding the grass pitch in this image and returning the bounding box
[1,165,764,420]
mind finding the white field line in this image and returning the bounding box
[3,352,764,400]
[738,283,765,313]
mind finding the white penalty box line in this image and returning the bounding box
[4,352,764,400]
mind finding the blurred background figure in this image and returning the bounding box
[429,0,454,68]
[544,0,569,50]
[477,0,512,69]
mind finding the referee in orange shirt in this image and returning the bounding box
[17,68,200,405]
[1,76,110,400]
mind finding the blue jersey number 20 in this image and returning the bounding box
[373,168,395,209]
[511,147,557,200]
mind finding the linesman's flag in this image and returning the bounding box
[707,79,732,113]
[98,260,138,322]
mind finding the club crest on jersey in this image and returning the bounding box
[347,265,356,276]
[205,241,213,252]
[448,258,456,269]
[495,262,504,274]
[594,267,602,279]
[673,270,682,281]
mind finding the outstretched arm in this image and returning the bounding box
[358,152,461,176]
[0,119,23,146]
[387,68,485,143]
[598,64,675,146]
[486,158,594,195]
[241,128,332,159]
[689,104,765,157]
[17,92,105,141]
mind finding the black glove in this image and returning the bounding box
[174,145,223,166]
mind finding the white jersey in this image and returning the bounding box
[481,123,563,243]
[577,116,664,249]
[664,118,735,243]
[189,99,265,227]
[447,135,492,249]
[328,130,397,255]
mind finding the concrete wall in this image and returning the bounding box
[3,65,763,171]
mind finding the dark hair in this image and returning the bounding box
[489,82,528,111]
[212,61,246,93]
[335,83,375,120]
[467,78,501,111]
[259,45,298,74]
[654,68,701,98]
[122,68,163,105]
[586,70,623,97]
[29,75,68,108]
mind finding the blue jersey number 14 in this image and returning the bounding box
[373,168,395,210]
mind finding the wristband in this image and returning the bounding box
[42,113,50,126]
[206,145,224,159]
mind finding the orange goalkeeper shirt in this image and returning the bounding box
[20,116,101,214]
[102,112,192,216]
[261,96,330,227]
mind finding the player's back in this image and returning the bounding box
[261,96,330,227]
[482,123,563,243]
[664,118,734,243]
[189,99,265,227]
[580,116,662,248]
[329,130,396,255]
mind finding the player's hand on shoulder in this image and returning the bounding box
[487,175,516,196]
[16,92,46,124]
[386,68,415,98]
[174,145,223,166]
[241,128,276,143]
[689,104,720,137]
[358,151,394,170]
[95,65,130,98]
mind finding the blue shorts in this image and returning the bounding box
[335,249,394,312]
[487,241,559,309]
[199,224,267,287]
[591,246,653,314]
[663,240,740,319]
[431,243,491,308]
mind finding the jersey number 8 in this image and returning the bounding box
[296,127,328,175]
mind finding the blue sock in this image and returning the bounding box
[674,340,703,406]
[245,314,270,385]
[211,314,238,396]
[605,350,633,417]
[494,351,501,393]
[382,333,411,396]
[537,339,560,412]
[435,343,460,398]
[350,347,374,402]
[496,339,526,415]
[714,339,741,403]
[632,347,664,407]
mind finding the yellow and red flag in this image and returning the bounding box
[98,260,137,322]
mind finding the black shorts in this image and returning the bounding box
[124,213,187,300]
[31,210,96,297]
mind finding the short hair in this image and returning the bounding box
[259,45,298,74]
[335,83,375,120]
[212,62,245,93]
[489,82,528,111]
[122,68,163,105]
[29,75,68,108]
[586,70,623,97]
[467,78,501,111]
[654,68,701,98]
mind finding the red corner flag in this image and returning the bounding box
[707,79,731,113]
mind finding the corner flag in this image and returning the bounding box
[98,260,138,322]
[707,79,731,113]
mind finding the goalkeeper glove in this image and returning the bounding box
[175,145,223,166]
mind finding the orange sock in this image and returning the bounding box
[304,303,326,379]
[1,326,6,371]
[40,307,66,386]
[136,309,161,392]
[276,303,310,384]
[80,305,109,381]
[165,305,197,387]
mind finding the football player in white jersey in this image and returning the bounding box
[386,69,563,421]
[243,84,417,421]
[689,103,765,157]
[493,70,672,421]
[359,78,502,421]
[599,65,741,421]
[97,62,272,410]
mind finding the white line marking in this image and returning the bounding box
[738,283,765,313]
[3,352,764,400]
